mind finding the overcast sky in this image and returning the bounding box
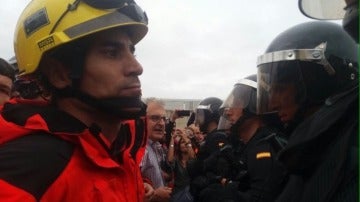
[0,0,340,100]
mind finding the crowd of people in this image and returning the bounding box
[0,0,358,201]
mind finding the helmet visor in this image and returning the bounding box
[257,60,306,115]
[50,1,148,35]
[217,116,232,131]
[84,0,134,9]
[218,81,256,130]
[195,105,211,126]
[299,0,347,20]
[221,81,256,111]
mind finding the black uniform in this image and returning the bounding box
[276,87,358,202]
[187,129,229,201]
[193,127,287,202]
[237,127,287,202]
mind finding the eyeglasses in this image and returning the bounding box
[50,0,148,34]
[148,115,167,123]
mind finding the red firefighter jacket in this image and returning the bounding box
[0,99,147,202]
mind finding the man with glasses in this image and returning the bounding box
[0,0,149,201]
[140,98,172,202]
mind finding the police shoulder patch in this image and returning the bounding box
[218,142,225,147]
[256,151,271,159]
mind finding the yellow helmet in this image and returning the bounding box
[14,0,148,75]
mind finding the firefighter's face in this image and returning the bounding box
[80,28,143,100]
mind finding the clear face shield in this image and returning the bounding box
[195,105,211,127]
[257,61,305,115]
[217,79,257,131]
[256,42,335,118]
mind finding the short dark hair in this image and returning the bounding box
[0,58,16,82]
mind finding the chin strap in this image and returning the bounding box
[55,86,147,119]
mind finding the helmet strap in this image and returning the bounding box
[55,86,146,119]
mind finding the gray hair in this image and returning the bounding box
[144,97,165,113]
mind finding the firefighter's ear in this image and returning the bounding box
[40,57,72,89]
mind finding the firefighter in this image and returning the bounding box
[0,0,150,201]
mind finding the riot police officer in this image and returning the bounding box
[257,21,358,201]
[187,97,229,201]
[198,75,287,202]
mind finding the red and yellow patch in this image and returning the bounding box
[256,152,271,159]
[218,142,225,147]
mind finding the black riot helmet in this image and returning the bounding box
[218,75,257,132]
[195,97,223,133]
[257,21,358,123]
[299,0,359,43]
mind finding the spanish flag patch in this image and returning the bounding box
[256,152,271,159]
